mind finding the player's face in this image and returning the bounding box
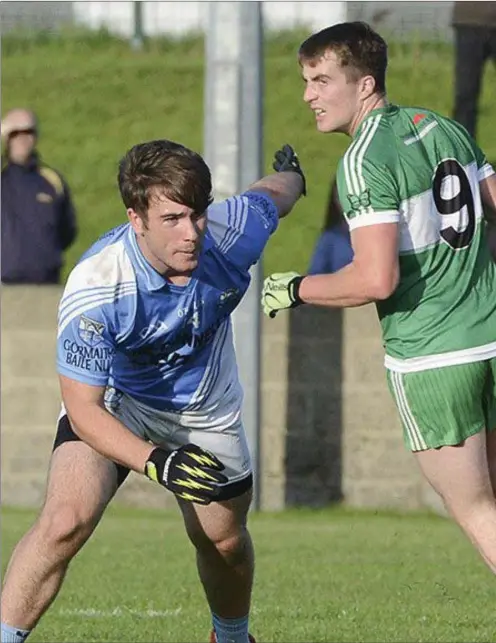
[301,52,361,133]
[128,188,207,281]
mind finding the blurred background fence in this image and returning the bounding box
[1,1,455,40]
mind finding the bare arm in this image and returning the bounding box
[298,223,400,307]
[480,174,496,260]
[59,375,154,473]
[480,174,496,223]
[247,171,304,219]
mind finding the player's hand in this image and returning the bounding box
[272,144,307,196]
[144,443,228,505]
[262,271,304,318]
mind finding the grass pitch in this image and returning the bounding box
[2,505,494,642]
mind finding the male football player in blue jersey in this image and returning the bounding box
[0,139,306,643]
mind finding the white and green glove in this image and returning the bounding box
[261,271,304,318]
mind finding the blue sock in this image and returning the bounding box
[1,623,31,643]
[212,613,249,643]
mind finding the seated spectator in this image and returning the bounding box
[308,176,353,274]
[1,108,77,284]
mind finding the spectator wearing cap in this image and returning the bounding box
[1,108,77,284]
[452,2,496,140]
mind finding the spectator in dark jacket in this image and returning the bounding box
[452,2,496,140]
[1,108,77,284]
[308,176,353,275]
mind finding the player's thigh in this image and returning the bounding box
[485,357,496,490]
[177,488,253,549]
[414,431,493,520]
[387,361,491,452]
[174,421,254,545]
[40,415,127,535]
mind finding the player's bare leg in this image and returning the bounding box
[415,431,496,574]
[487,428,496,496]
[1,441,119,632]
[177,489,254,641]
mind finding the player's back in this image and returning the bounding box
[339,104,496,371]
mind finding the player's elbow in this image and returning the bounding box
[367,266,399,301]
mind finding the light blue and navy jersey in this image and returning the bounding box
[57,191,278,411]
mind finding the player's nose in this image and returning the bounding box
[303,84,317,103]
[184,216,200,242]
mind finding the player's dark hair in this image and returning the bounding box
[299,21,388,94]
[118,139,213,223]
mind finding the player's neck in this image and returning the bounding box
[348,95,388,137]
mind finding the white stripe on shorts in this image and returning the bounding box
[391,371,427,451]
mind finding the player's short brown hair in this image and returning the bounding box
[299,21,388,94]
[118,139,213,223]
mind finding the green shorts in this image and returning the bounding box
[386,359,496,451]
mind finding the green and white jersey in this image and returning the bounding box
[336,104,496,373]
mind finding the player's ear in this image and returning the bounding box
[359,74,376,100]
[127,208,145,235]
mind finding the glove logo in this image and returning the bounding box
[145,444,228,505]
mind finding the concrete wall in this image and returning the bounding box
[1,286,442,513]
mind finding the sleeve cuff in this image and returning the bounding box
[479,162,495,181]
[57,365,109,387]
[347,210,400,231]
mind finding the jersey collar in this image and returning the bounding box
[353,103,398,139]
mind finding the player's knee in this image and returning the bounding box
[36,503,95,552]
[195,525,250,566]
[216,529,250,565]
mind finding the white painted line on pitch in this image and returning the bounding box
[58,607,182,618]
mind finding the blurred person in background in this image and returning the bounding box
[1,108,77,284]
[452,1,496,140]
[0,139,305,643]
[308,176,353,275]
[263,22,496,576]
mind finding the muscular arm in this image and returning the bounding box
[298,223,399,307]
[247,172,304,219]
[59,375,154,473]
[480,173,496,260]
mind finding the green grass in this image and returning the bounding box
[2,505,495,642]
[2,30,496,280]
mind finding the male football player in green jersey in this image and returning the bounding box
[262,21,496,574]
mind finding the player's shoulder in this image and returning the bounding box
[63,223,137,303]
[207,190,278,238]
[342,110,393,170]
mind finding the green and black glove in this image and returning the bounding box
[272,144,307,196]
[261,271,304,318]
[145,443,228,505]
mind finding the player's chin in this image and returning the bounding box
[174,254,199,272]
[316,119,337,133]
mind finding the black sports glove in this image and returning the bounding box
[144,443,228,505]
[272,144,307,196]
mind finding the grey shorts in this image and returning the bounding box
[54,389,253,501]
